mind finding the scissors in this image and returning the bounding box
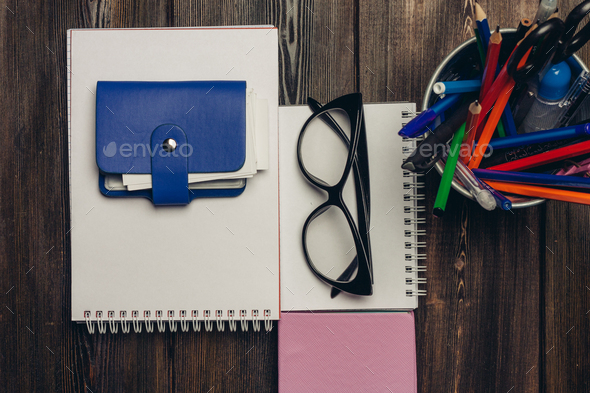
[512,0,590,124]
[552,0,590,65]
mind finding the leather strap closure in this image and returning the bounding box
[150,124,189,205]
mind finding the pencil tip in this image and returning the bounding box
[496,25,500,33]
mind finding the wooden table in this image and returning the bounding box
[1,1,589,392]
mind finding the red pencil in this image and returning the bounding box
[474,26,502,140]
[487,140,590,172]
[480,26,502,100]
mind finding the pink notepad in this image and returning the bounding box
[278,312,417,393]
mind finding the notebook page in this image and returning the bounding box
[279,103,420,311]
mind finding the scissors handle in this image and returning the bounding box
[554,0,590,64]
[507,18,565,82]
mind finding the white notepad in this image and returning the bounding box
[279,103,426,312]
[67,27,280,330]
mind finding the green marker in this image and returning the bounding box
[433,123,466,217]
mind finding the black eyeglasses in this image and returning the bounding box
[297,93,373,297]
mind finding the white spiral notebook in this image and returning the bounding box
[68,27,279,334]
[279,103,426,312]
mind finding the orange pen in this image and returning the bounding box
[485,181,590,205]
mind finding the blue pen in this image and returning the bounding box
[474,168,590,190]
[433,80,482,95]
[477,178,512,210]
[399,94,462,138]
[487,123,590,150]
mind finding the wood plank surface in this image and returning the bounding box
[1,0,589,392]
[275,0,358,105]
[543,202,590,393]
[1,1,73,392]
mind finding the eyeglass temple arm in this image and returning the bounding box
[330,255,358,298]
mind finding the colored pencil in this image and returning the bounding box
[473,20,486,66]
[469,80,515,169]
[485,181,590,205]
[474,2,490,51]
[462,100,482,163]
[474,5,510,138]
[475,23,538,135]
[480,27,502,98]
[488,140,590,172]
[474,4,518,137]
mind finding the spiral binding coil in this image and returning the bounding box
[402,111,427,299]
[83,309,273,334]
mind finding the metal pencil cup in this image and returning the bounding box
[423,28,589,209]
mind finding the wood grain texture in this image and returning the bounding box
[0,0,73,392]
[277,0,357,105]
[543,202,590,393]
[1,0,589,392]
[360,0,467,104]
[413,179,542,393]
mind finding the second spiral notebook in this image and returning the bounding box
[279,103,426,312]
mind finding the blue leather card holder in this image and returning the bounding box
[95,81,247,205]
